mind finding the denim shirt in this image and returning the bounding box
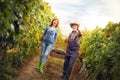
[43,25,58,44]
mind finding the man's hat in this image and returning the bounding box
[70,23,79,27]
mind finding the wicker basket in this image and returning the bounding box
[50,49,65,59]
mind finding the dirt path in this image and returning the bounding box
[14,55,65,80]
[13,53,86,80]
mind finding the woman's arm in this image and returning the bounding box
[39,26,48,42]
[43,26,48,36]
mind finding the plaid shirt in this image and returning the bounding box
[68,31,80,44]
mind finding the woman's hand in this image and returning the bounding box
[40,35,44,41]
[39,35,44,46]
[39,40,42,46]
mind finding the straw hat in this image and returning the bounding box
[70,23,79,27]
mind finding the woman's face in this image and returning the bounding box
[52,19,58,27]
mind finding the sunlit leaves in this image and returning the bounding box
[0,0,55,79]
[81,22,120,80]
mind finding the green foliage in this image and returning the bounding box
[0,0,56,79]
[81,22,120,80]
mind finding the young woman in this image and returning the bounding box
[62,23,82,80]
[38,18,59,73]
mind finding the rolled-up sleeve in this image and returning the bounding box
[43,26,48,36]
[76,36,81,44]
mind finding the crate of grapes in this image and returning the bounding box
[50,49,65,59]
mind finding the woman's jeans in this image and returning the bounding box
[40,41,53,63]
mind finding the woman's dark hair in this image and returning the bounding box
[49,18,59,27]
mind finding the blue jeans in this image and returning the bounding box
[63,56,77,78]
[40,41,53,63]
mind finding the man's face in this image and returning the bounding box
[71,25,78,30]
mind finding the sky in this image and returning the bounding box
[44,0,120,36]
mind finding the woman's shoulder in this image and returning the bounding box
[45,25,51,30]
